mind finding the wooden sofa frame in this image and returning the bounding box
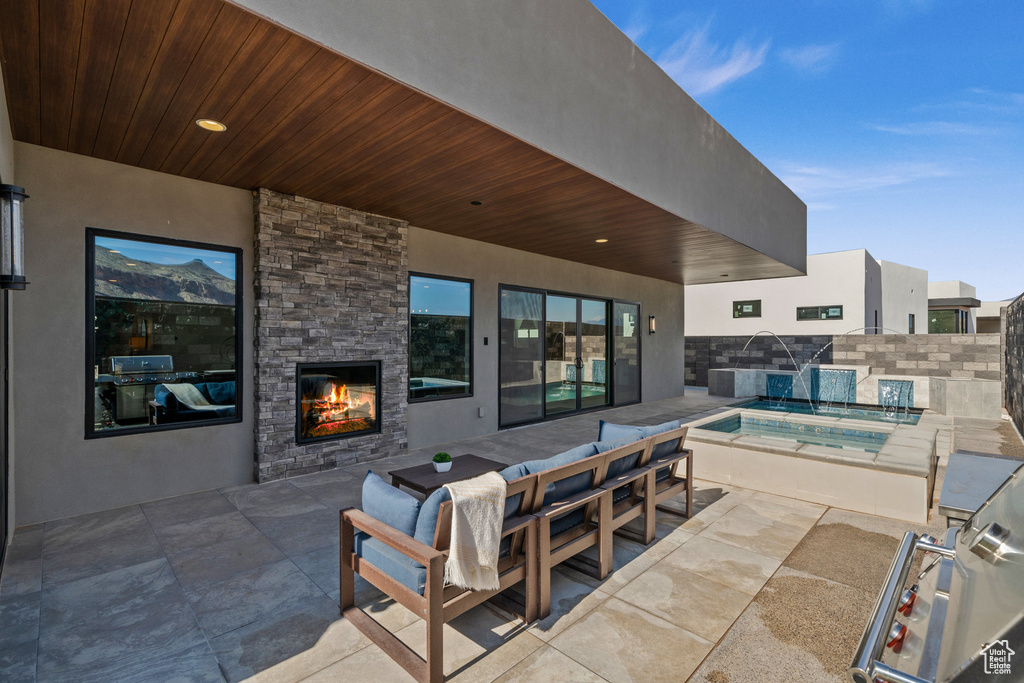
[340,474,539,683]
[340,425,693,677]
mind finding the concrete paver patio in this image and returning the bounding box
[0,392,1018,682]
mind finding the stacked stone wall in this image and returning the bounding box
[253,188,408,482]
[1005,294,1024,435]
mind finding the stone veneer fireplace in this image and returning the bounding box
[253,188,408,482]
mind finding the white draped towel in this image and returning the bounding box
[443,471,507,591]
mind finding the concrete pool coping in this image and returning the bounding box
[685,408,939,523]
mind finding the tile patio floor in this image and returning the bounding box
[0,392,1014,682]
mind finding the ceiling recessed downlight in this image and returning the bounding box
[470,200,483,206]
[595,238,608,243]
[196,118,227,132]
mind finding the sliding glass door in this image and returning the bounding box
[612,301,641,405]
[499,288,544,426]
[500,286,612,427]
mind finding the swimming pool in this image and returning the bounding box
[740,397,921,425]
[697,413,890,453]
[545,382,607,402]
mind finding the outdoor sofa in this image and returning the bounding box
[339,419,691,682]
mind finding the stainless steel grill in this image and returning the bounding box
[850,461,1024,682]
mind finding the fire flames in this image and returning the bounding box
[303,381,376,438]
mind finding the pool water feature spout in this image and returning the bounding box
[879,379,914,419]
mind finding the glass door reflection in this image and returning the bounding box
[545,295,579,416]
[499,288,544,427]
[580,298,609,409]
[612,301,640,405]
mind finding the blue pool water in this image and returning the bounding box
[741,397,921,425]
[545,382,606,402]
[697,414,889,453]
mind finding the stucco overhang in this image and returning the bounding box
[0,0,806,285]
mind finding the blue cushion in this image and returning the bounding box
[361,471,421,538]
[353,532,427,595]
[640,420,682,459]
[598,421,643,443]
[413,486,451,546]
[499,463,530,482]
[549,509,586,537]
[521,443,599,507]
[202,381,236,405]
[595,437,645,478]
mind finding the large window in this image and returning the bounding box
[797,305,843,321]
[409,274,472,401]
[733,300,761,318]
[929,309,968,334]
[87,229,242,437]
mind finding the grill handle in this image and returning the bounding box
[848,532,952,683]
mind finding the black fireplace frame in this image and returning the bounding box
[295,361,382,445]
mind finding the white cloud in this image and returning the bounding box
[778,161,951,198]
[869,121,995,135]
[657,24,769,95]
[779,43,840,74]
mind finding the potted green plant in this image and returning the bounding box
[432,452,452,473]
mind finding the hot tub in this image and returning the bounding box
[686,408,942,523]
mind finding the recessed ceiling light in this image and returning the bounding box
[720,274,729,277]
[470,200,483,206]
[196,118,227,132]
[595,238,608,243]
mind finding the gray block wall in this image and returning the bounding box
[832,334,1001,380]
[685,335,833,387]
[1005,294,1024,435]
[253,189,409,482]
[686,333,1002,388]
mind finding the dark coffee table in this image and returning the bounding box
[388,454,506,496]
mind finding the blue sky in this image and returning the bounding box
[590,0,1023,301]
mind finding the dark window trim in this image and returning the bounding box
[733,299,761,318]
[408,272,474,403]
[84,228,243,439]
[796,305,844,321]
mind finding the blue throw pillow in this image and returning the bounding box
[499,463,530,482]
[598,420,643,443]
[413,486,451,546]
[362,470,421,538]
[641,420,683,459]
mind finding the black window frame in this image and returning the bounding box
[796,305,844,321]
[408,272,474,403]
[733,300,761,318]
[85,228,244,439]
[909,313,916,334]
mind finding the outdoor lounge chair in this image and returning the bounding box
[340,472,539,683]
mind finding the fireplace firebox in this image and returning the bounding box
[296,361,381,444]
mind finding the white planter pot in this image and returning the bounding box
[433,461,452,473]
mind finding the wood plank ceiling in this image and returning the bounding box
[0,0,798,285]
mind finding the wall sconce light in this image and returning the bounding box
[648,315,656,334]
[1,184,29,290]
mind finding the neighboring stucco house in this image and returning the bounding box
[928,280,981,334]
[0,0,805,539]
[684,249,929,337]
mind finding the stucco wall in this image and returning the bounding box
[232,0,806,275]
[12,143,255,524]
[407,227,685,449]
[684,250,871,337]
[864,253,882,333]
[880,261,929,334]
